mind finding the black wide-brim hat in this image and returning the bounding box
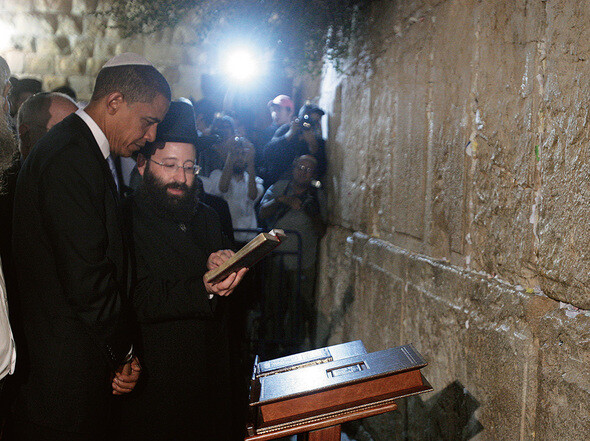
[153,100,199,145]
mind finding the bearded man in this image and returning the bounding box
[119,101,246,441]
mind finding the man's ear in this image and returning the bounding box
[17,123,31,157]
[136,153,147,177]
[105,92,125,116]
[18,122,29,140]
[2,82,11,114]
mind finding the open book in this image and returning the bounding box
[204,229,286,284]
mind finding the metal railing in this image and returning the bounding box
[232,228,304,359]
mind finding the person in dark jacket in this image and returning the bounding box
[10,53,170,440]
[119,101,247,441]
[261,102,327,189]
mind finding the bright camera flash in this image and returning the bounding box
[224,48,258,82]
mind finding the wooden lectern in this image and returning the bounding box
[246,341,433,441]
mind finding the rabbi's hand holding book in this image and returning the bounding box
[204,249,248,297]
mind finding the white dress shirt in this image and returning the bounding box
[0,257,16,380]
[201,170,264,242]
[75,108,110,159]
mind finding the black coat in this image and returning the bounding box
[11,114,133,435]
[119,192,233,441]
[260,124,327,188]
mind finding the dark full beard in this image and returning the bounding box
[138,166,197,219]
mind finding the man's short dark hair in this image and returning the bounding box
[17,91,77,130]
[16,92,52,129]
[90,65,171,104]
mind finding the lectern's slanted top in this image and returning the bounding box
[247,342,433,438]
[253,344,427,405]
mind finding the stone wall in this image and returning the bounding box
[0,0,205,101]
[1,0,589,439]
[316,0,590,440]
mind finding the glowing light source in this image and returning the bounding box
[223,48,259,83]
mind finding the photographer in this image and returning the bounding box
[198,114,237,177]
[259,155,327,351]
[201,137,263,244]
[260,103,327,188]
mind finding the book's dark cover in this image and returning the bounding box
[204,229,285,283]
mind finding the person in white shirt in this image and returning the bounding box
[0,259,16,388]
[0,55,17,390]
[201,137,264,243]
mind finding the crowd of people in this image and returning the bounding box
[0,51,328,440]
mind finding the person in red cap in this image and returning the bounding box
[262,94,295,145]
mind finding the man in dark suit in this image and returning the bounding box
[10,53,170,440]
[118,101,246,441]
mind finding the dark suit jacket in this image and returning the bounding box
[11,113,133,434]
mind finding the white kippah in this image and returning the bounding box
[102,52,153,69]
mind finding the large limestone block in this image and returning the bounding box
[536,310,590,439]
[348,258,404,352]
[405,282,539,440]
[71,0,98,15]
[469,0,541,284]
[36,36,71,56]
[315,229,356,346]
[56,14,81,35]
[2,50,26,74]
[427,0,475,258]
[388,24,430,242]
[537,0,590,309]
[56,55,83,75]
[0,0,34,12]
[70,36,94,60]
[329,74,372,231]
[363,44,396,240]
[12,13,56,36]
[24,54,55,75]
[33,0,72,13]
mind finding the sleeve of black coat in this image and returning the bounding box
[38,147,131,367]
[131,251,216,324]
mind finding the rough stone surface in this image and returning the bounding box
[1,1,590,440]
[316,231,589,440]
[0,2,204,102]
[315,0,590,439]
[33,0,72,14]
